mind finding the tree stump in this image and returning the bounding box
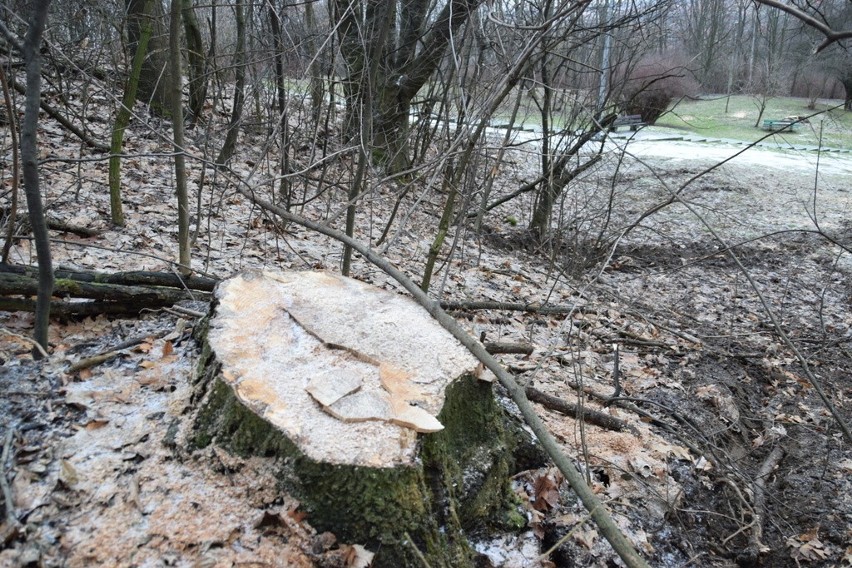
[190,271,537,567]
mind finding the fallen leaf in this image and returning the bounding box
[59,459,80,487]
[532,471,560,512]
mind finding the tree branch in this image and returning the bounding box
[753,0,852,52]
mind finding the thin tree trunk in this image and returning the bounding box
[267,0,290,206]
[182,0,208,125]
[0,65,20,264]
[21,0,53,358]
[110,0,154,227]
[421,163,456,292]
[303,0,323,125]
[215,0,246,165]
[169,0,191,275]
[125,0,172,116]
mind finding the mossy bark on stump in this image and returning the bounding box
[190,271,534,567]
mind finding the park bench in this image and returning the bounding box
[761,118,799,132]
[610,114,646,131]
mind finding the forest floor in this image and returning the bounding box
[1,114,851,568]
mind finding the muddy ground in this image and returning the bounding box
[1,129,851,567]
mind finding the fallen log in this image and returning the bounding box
[0,266,213,317]
[0,272,210,303]
[0,264,218,292]
[190,270,541,568]
[0,297,169,318]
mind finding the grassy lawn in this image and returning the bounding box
[653,95,852,149]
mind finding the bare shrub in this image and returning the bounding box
[618,55,700,124]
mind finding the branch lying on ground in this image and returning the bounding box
[235,187,651,568]
[66,331,169,374]
[3,211,101,238]
[0,264,218,292]
[485,341,534,355]
[0,265,214,318]
[525,386,636,434]
[441,299,578,314]
[739,445,784,565]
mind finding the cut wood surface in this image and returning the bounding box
[204,270,485,466]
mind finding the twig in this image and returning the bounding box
[0,327,48,358]
[537,503,601,561]
[66,332,165,374]
[403,531,433,568]
[164,305,207,319]
[485,341,534,355]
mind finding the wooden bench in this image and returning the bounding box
[762,119,799,132]
[610,114,646,131]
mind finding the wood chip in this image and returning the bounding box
[305,371,363,407]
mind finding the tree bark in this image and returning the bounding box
[169,0,191,275]
[125,0,173,116]
[21,0,53,358]
[215,0,246,165]
[110,0,154,227]
[182,0,208,125]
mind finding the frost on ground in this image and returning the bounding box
[1,117,851,567]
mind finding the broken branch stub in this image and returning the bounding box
[191,270,537,567]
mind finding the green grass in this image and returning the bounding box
[653,95,852,149]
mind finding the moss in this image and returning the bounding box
[421,374,517,530]
[191,363,533,567]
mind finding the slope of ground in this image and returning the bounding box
[1,102,851,567]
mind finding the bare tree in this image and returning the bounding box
[20,0,53,357]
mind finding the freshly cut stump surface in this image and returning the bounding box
[191,270,531,567]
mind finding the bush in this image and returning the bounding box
[618,56,700,124]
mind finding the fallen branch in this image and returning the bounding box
[236,188,651,568]
[67,332,167,374]
[525,387,636,434]
[739,445,784,565]
[0,326,49,358]
[485,341,534,355]
[0,297,179,318]
[441,299,578,314]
